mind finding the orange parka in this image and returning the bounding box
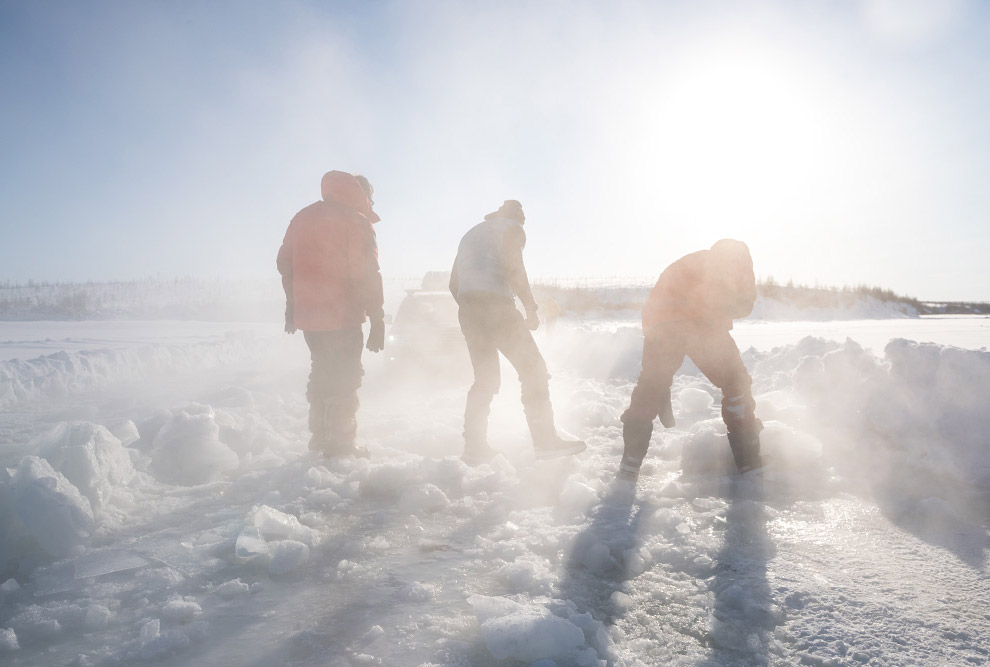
[277,171,384,331]
[642,239,756,332]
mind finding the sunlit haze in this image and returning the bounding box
[2,0,988,301]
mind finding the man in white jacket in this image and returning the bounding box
[449,200,585,464]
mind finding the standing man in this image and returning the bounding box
[449,199,585,465]
[619,239,763,479]
[277,171,385,458]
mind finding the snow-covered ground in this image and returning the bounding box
[1,314,988,666]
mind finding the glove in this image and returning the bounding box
[367,316,385,352]
[525,309,540,331]
[284,304,296,334]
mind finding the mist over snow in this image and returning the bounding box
[0,301,988,665]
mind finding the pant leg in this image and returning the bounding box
[491,306,554,441]
[304,327,364,445]
[622,324,686,425]
[685,324,762,469]
[459,300,502,447]
[683,325,757,433]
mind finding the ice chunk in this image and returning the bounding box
[140,618,160,643]
[677,387,714,414]
[72,549,148,579]
[235,526,270,561]
[0,627,18,651]
[1,578,21,595]
[558,479,600,518]
[161,598,202,623]
[216,579,250,598]
[399,483,450,513]
[108,420,141,447]
[468,595,585,662]
[248,505,317,546]
[36,422,136,515]
[149,404,238,485]
[9,456,94,557]
[84,604,112,630]
[267,540,310,575]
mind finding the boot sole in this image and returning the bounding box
[534,441,587,460]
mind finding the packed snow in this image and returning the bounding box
[0,308,988,666]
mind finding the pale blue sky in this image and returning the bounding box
[2,0,989,301]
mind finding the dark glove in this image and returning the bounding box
[284,304,296,334]
[367,316,385,352]
[524,309,540,331]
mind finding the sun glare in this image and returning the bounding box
[620,46,845,241]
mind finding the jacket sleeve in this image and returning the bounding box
[449,257,460,303]
[503,225,537,313]
[276,225,293,305]
[349,217,385,321]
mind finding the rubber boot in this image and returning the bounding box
[462,388,499,465]
[526,401,586,460]
[618,418,653,481]
[727,428,763,473]
[326,395,369,459]
[307,396,331,452]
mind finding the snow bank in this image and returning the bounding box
[0,333,259,410]
[749,294,918,321]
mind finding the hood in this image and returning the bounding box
[483,199,524,224]
[320,170,380,223]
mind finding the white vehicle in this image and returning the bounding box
[387,272,470,378]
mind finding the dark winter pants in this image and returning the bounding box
[457,295,554,447]
[304,327,364,446]
[622,321,760,468]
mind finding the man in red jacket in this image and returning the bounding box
[619,239,763,479]
[277,171,385,458]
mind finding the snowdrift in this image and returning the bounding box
[0,333,260,410]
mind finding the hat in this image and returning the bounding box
[486,199,525,223]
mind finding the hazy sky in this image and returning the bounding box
[2,0,989,301]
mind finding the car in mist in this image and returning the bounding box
[386,272,470,379]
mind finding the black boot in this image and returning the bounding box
[618,418,653,481]
[307,396,331,452]
[727,428,763,473]
[325,396,369,459]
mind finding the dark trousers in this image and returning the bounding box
[624,321,757,429]
[458,294,553,446]
[304,327,364,445]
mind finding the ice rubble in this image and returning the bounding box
[0,325,988,665]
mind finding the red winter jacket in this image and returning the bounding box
[276,171,384,331]
[642,239,756,332]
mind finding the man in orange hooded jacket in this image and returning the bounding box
[619,239,763,479]
[277,171,384,458]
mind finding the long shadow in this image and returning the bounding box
[702,476,776,667]
[556,481,650,663]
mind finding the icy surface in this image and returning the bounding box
[0,315,987,666]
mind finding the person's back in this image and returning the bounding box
[619,238,762,479]
[278,171,383,332]
[449,200,584,464]
[643,239,756,331]
[452,217,524,304]
[277,170,384,459]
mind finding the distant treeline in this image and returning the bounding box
[529,277,989,316]
[0,277,987,320]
